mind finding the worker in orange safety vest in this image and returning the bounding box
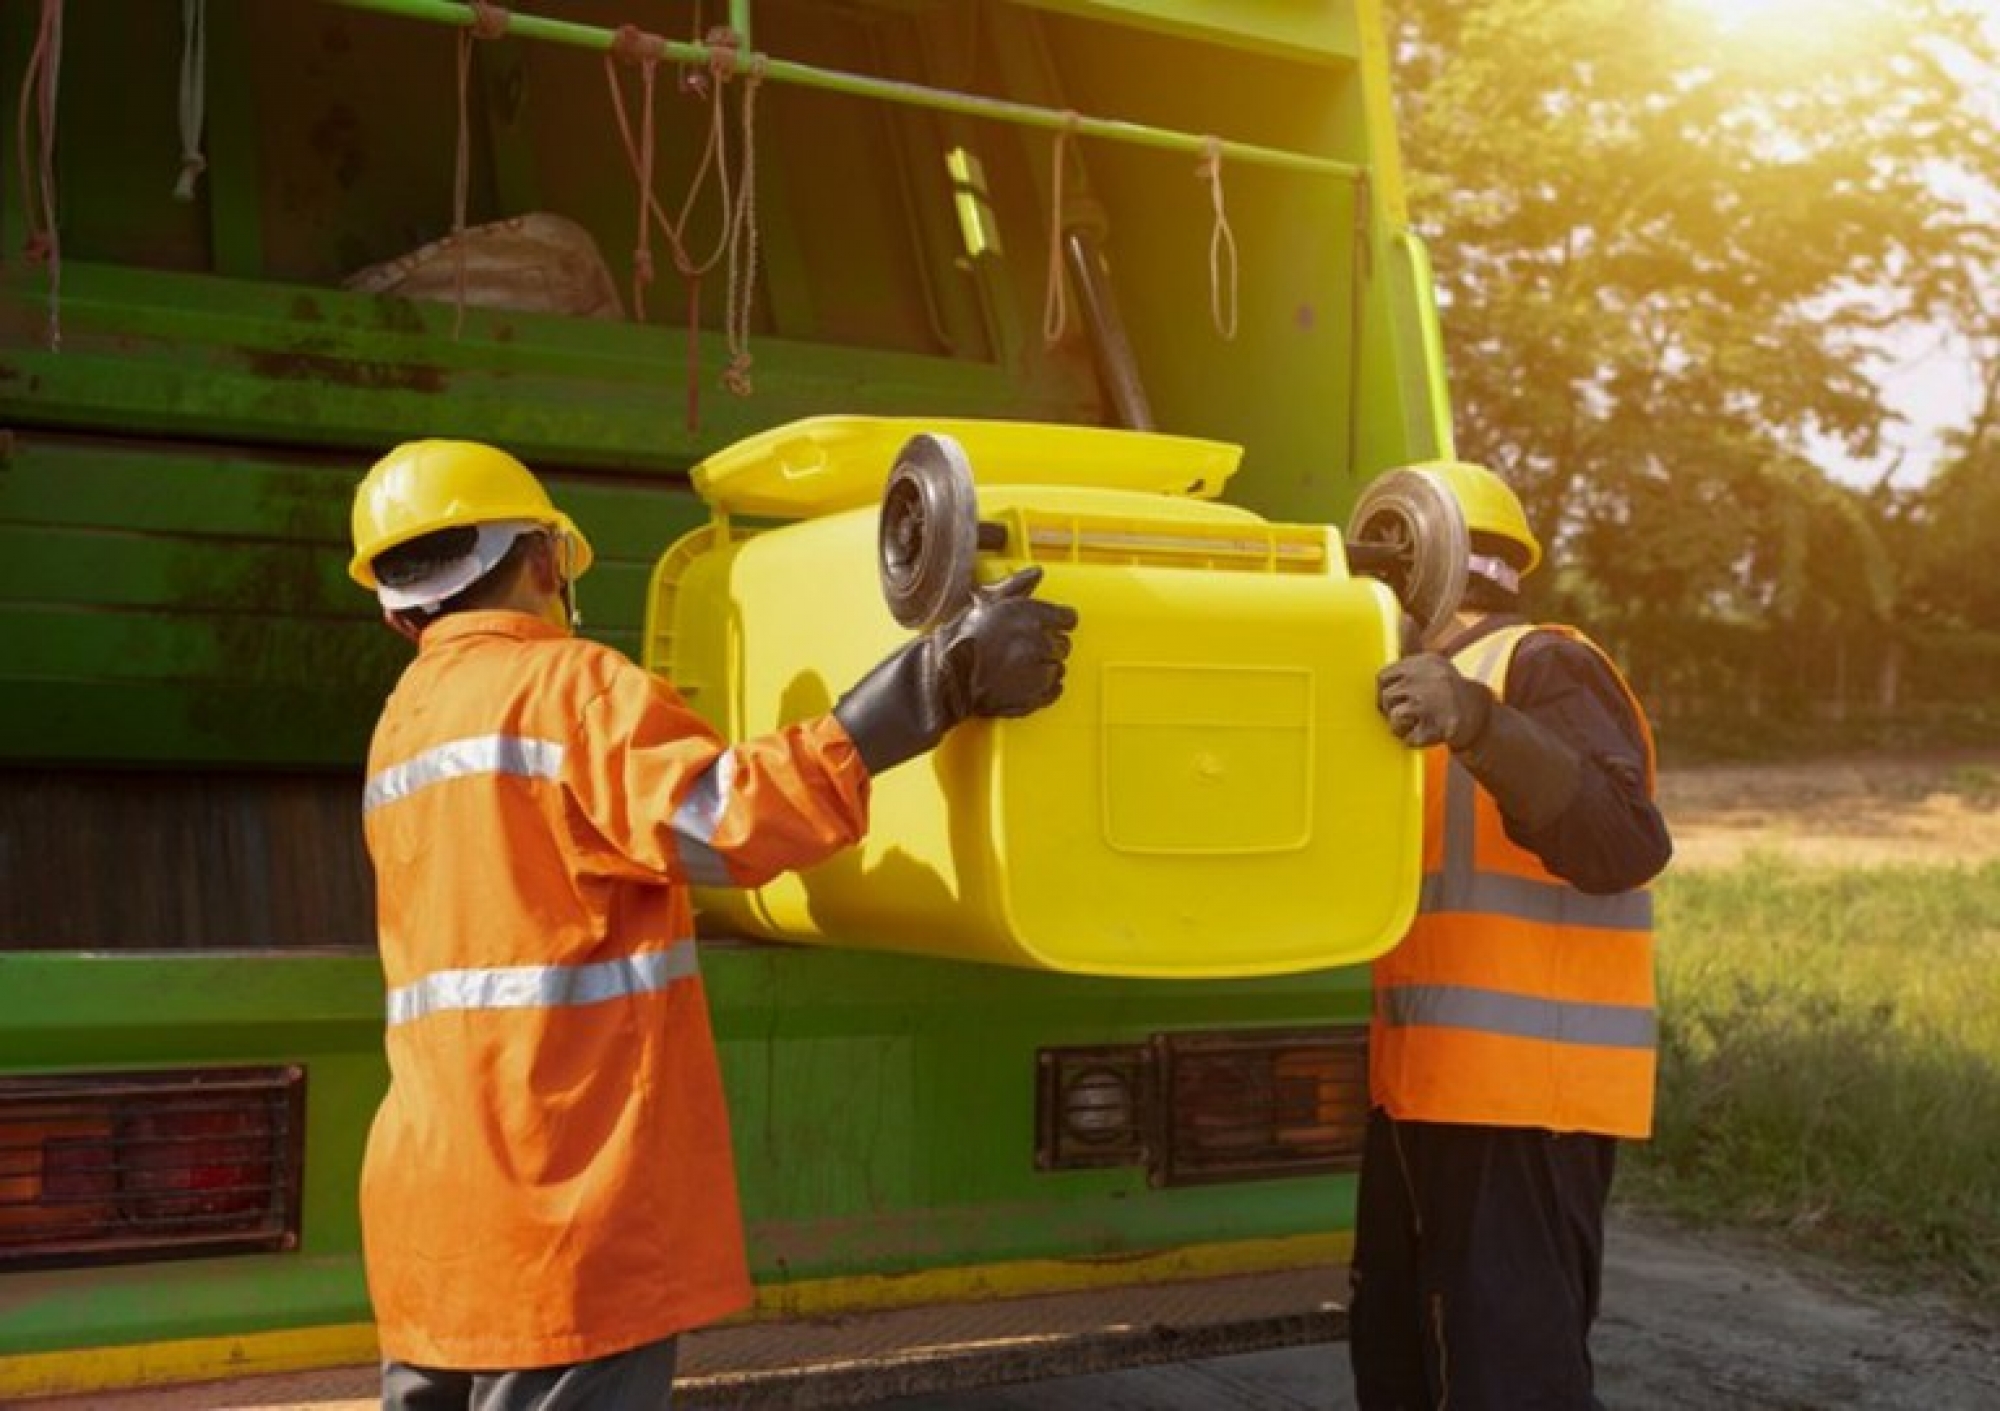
[1348,460,1672,1411]
[346,439,1077,1410]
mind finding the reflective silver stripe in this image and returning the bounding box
[365,735,565,813]
[670,750,739,887]
[1441,751,1479,881]
[385,943,701,1027]
[1460,626,1523,687]
[1423,710,1649,931]
[1421,857,1654,930]
[1380,982,1656,1051]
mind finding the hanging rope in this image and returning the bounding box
[16,0,64,350]
[720,49,763,397]
[1197,135,1239,342]
[604,24,666,321]
[673,32,740,422]
[1040,111,1079,348]
[450,1,510,339]
[605,28,762,406]
[672,5,708,430]
[446,2,512,337]
[174,0,207,201]
[678,31,739,281]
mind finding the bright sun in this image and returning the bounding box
[1677,0,1865,33]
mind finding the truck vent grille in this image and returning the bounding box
[0,1067,305,1270]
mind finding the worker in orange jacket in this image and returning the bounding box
[1349,461,1672,1411]
[346,439,1077,1410]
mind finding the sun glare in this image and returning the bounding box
[1678,0,1868,35]
[1673,0,1887,71]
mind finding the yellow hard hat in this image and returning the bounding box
[348,440,595,598]
[1411,459,1541,575]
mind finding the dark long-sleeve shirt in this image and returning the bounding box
[1445,613,1672,895]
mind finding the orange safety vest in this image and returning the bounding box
[359,611,872,1369]
[1370,623,1657,1140]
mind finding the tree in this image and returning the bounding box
[1902,334,2000,630]
[1387,0,2000,723]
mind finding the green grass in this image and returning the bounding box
[1625,856,2000,1299]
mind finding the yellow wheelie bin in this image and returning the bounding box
[645,415,1428,978]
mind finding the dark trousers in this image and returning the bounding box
[1348,1109,1617,1411]
[383,1334,679,1411]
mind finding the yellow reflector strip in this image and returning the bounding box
[744,1232,1353,1320]
[0,1322,378,1401]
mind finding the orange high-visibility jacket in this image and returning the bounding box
[1370,624,1658,1139]
[359,611,873,1369]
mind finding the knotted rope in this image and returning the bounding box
[450,1,511,337]
[720,49,763,398]
[1040,111,1081,348]
[606,26,762,415]
[17,0,65,350]
[174,0,207,201]
[1197,136,1239,341]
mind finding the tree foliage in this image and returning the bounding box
[1386,0,2000,731]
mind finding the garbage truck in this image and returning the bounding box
[0,0,1462,1401]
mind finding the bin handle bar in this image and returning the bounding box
[315,0,1365,182]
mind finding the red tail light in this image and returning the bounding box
[1159,1028,1368,1185]
[0,1068,305,1269]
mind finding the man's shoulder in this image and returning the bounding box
[529,633,648,690]
[1506,624,1636,704]
[1515,623,1616,668]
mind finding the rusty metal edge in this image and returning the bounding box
[676,1306,1345,1409]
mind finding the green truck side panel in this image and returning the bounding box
[0,265,1083,471]
[0,948,1363,1356]
[0,428,708,764]
[707,946,1368,1279]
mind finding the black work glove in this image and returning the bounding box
[1376,652,1493,750]
[834,567,1078,776]
[1379,648,1585,831]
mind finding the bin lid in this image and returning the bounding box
[690,416,1243,519]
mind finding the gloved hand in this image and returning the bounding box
[835,567,1078,775]
[1376,651,1493,750]
[1380,645,1584,829]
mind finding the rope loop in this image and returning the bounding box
[721,54,765,397]
[1198,135,1239,342]
[466,0,510,41]
[603,33,664,319]
[1040,111,1081,348]
[608,23,666,66]
[704,26,741,86]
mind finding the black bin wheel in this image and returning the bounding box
[1347,468,1471,644]
[879,433,980,631]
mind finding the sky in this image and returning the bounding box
[1843,328,1986,488]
